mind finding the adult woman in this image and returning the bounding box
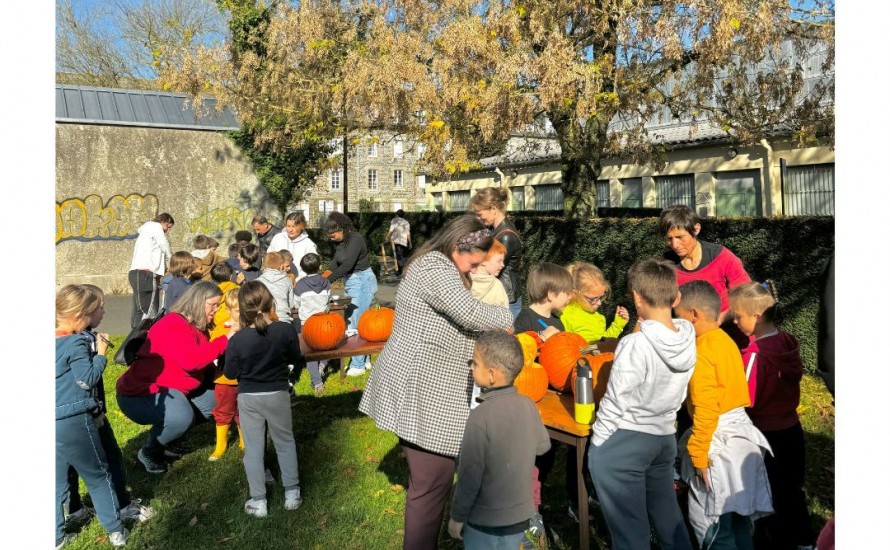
[268,211,318,280]
[323,212,377,376]
[128,213,174,328]
[359,215,514,549]
[659,204,751,348]
[470,187,523,319]
[116,281,238,474]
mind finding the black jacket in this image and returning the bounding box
[493,219,522,303]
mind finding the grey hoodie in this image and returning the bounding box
[591,318,697,446]
[257,269,295,323]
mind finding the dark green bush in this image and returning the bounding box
[309,213,834,373]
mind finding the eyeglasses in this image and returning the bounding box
[582,294,606,306]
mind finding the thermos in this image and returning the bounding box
[574,357,595,424]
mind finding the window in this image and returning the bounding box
[621,178,643,208]
[511,187,525,211]
[449,190,471,211]
[417,142,426,158]
[784,163,834,216]
[330,170,341,190]
[655,174,695,209]
[433,192,443,212]
[595,180,611,208]
[535,185,564,211]
[394,139,404,159]
[416,174,426,189]
[393,169,403,188]
[368,141,378,158]
[393,202,402,212]
[367,169,378,190]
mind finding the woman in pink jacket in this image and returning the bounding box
[117,282,239,474]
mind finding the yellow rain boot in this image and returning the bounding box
[208,425,229,461]
[237,425,245,451]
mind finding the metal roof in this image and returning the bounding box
[56,84,240,131]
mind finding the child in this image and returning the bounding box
[224,281,303,518]
[278,249,297,287]
[294,253,331,394]
[588,258,696,550]
[236,243,262,284]
[192,235,223,281]
[207,262,243,461]
[448,330,551,548]
[56,285,132,548]
[512,262,574,340]
[674,281,774,549]
[226,242,244,279]
[257,251,296,324]
[729,281,815,550]
[470,240,509,307]
[163,251,196,310]
[561,262,630,342]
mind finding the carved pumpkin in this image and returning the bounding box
[514,362,548,402]
[515,333,539,365]
[358,305,395,342]
[569,353,615,404]
[538,331,588,392]
[302,311,346,350]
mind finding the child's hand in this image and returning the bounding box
[448,519,463,540]
[236,272,245,284]
[540,326,560,341]
[696,467,711,492]
[615,306,630,321]
[96,332,110,355]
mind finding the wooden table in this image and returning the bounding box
[298,333,387,381]
[534,338,618,550]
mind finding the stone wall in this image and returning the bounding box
[55,123,274,292]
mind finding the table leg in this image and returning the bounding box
[577,436,590,550]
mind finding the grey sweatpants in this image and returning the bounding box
[237,391,300,500]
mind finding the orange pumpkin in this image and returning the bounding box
[515,333,539,365]
[569,353,615,404]
[302,311,346,350]
[358,305,395,342]
[538,332,588,392]
[514,362,548,402]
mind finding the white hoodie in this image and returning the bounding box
[129,221,172,276]
[268,231,318,279]
[591,318,696,446]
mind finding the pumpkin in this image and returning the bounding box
[302,311,346,350]
[569,353,615,404]
[538,331,588,392]
[523,331,545,351]
[514,362,548,402]
[358,305,395,342]
[515,333,539,365]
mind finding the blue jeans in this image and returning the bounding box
[462,524,526,549]
[66,420,131,514]
[344,267,378,369]
[116,387,215,460]
[56,413,123,539]
[508,298,522,320]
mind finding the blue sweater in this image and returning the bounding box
[56,334,106,420]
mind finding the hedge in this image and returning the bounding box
[308,213,834,373]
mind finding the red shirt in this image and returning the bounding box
[673,244,750,314]
[116,313,228,397]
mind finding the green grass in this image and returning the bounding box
[66,337,834,549]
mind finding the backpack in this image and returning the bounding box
[114,309,166,366]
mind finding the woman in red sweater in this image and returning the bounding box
[658,204,751,349]
[117,281,239,474]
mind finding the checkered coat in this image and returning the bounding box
[358,251,515,457]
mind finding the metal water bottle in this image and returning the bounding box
[574,357,595,424]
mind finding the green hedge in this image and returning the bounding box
[308,213,834,373]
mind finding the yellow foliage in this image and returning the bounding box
[730,18,741,30]
[428,119,446,130]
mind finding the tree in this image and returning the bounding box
[164,1,834,217]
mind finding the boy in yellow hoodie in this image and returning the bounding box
[208,262,243,461]
[674,281,773,549]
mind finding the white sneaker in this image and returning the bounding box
[119,499,155,522]
[109,527,130,547]
[345,366,367,377]
[244,498,268,518]
[55,533,76,549]
[64,506,94,528]
[284,488,302,510]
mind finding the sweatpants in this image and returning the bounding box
[703,512,754,550]
[400,439,456,550]
[238,391,300,500]
[589,429,693,550]
[56,414,123,539]
[753,422,813,549]
[128,269,159,329]
[66,419,131,514]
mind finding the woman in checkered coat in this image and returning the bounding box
[359,215,514,549]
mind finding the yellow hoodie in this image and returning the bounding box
[210,281,239,385]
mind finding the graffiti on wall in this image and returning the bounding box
[187,205,256,235]
[56,194,160,244]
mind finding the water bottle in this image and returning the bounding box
[574,357,595,424]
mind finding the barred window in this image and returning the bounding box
[622,178,643,207]
[535,185,564,211]
[595,180,611,208]
[511,187,525,211]
[784,163,834,216]
[449,190,470,211]
[655,174,695,209]
[330,170,341,190]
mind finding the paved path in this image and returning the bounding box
[100,274,401,336]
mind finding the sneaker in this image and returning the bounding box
[265,469,275,485]
[119,499,155,522]
[109,527,130,547]
[64,506,94,528]
[345,366,367,377]
[284,488,303,510]
[163,449,182,460]
[244,498,268,518]
[137,449,167,474]
[313,384,325,396]
[56,533,76,549]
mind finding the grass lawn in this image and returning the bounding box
[64,336,834,549]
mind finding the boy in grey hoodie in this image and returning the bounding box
[257,251,295,324]
[588,258,696,550]
[294,253,331,393]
